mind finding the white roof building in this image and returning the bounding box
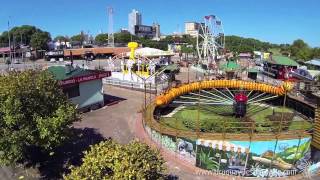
[127,47,174,57]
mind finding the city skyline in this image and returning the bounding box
[0,0,319,47]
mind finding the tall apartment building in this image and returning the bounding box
[128,9,142,35]
[153,23,160,39]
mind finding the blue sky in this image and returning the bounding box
[0,0,319,47]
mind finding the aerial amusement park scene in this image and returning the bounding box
[1,0,320,179]
[145,15,317,178]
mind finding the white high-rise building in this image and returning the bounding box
[153,23,160,39]
[128,9,142,35]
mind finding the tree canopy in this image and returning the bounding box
[95,33,108,45]
[30,31,51,50]
[225,35,276,53]
[312,48,320,59]
[114,32,137,43]
[0,25,51,50]
[0,70,77,165]
[64,139,165,180]
[112,32,170,50]
[70,34,85,45]
[289,39,312,61]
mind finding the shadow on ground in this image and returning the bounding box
[104,94,126,106]
[25,128,105,179]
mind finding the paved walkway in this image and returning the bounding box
[73,85,145,144]
[75,86,228,179]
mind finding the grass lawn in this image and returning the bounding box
[289,118,313,130]
[268,48,282,56]
[161,104,312,133]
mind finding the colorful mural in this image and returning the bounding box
[145,126,196,164]
[196,138,312,177]
[145,125,312,177]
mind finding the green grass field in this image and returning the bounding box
[161,104,312,133]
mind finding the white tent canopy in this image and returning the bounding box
[127,47,174,57]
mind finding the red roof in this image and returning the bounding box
[0,47,10,53]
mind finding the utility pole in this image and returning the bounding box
[13,34,15,61]
[21,32,25,66]
[7,20,11,65]
[107,7,115,47]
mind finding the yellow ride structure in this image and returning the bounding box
[155,80,293,106]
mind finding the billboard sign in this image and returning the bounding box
[59,71,111,86]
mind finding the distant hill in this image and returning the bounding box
[225,35,279,53]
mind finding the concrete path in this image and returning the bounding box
[73,85,144,144]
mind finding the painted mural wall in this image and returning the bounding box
[145,126,196,164]
[196,138,312,177]
[145,125,313,177]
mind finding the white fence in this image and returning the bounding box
[103,78,169,94]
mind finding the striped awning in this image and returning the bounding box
[196,139,250,154]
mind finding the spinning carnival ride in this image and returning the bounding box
[196,15,225,70]
[155,80,293,119]
[145,80,315,177]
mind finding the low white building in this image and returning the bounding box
[126,47,174,58]
[48,41,72,50]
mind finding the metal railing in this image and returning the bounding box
[103,78,169,93]
[256,73,283,86]
[143,103,312,141]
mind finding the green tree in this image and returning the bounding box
[0,70,77,165]
[0,25,48,47]
[95,33,108,45]
[224,35,276,53]
[162,35,175,44]
[312,48,320,59]
[181,45,194,54]
[290,39,312,61]
[0,31,9,47]
[10,25,38,45]
[279,44,291,56]
[114,32,139,43]
[139,38,168,50]
[64,139,165,180]
[70,34,85,45]
[30,31,51,50]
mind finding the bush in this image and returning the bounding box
[0,70,77,165]
[64,139,165,180]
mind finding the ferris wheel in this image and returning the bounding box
[196,15,225,68]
